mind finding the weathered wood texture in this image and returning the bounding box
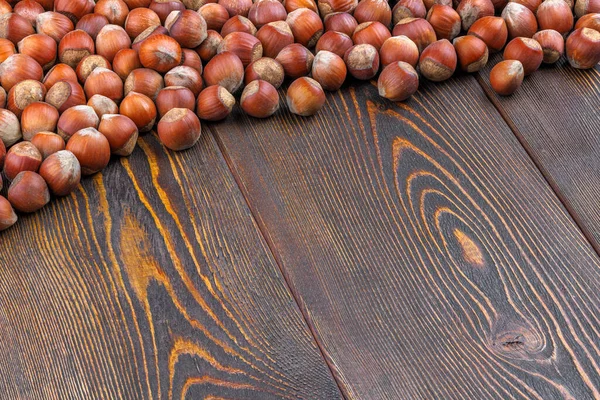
[0,132,341,399]
[212,77,600,399]
[478,58,600,250]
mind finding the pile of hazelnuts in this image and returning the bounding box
[0,0,599,231]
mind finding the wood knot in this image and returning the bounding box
[489,320,546,361]
[453,229,485,268]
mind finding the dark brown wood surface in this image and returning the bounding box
[0,132,342,399]
[211,77,600,399]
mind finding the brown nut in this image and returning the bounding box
[501,2,537,39]
[164,65,204,96]
[566,27,600,69]
[196,29,223,62]
[453,35,488,72]
[0,195,17,231]
[248,0,287,28]
[318,0,358,16]
[240,80,280,118]
[38,150,81,196]
[157,108,202,151]
[0,53,43,92]
[418,38,457,81]
[509,0,542,12]
[196,85,235,121]
[311,50,347,91]
[165,9,207,48]
[276,43,314,78]
[94,0,130,26]
[98,114,139,156]
[6,79,47,118]
[0,13,35,45]
[20,101,59,140]
[182,48,202,72]
[286,8,323,47]
[13,0,45,26]
[4,141,42,181]
[218,0,253,18]
[324,12,358,36]
[286,77,326,116]
[221,15,256,36]
[76,13,110,40]
[31,132,66,159]
[58,29,95,68]
[456,0,494,30]
[244,57,285,88]
[315,30,354,58]
[575,1,600,17]
[124,68,164,100]
[352,21,391,50]
[8,171,50,213]
[256,21,294,59]
[96,24,132,62]
[139,33,182,73]
[489,59,524,95]
[45,80,87,113]
[112,48,143,80]
[16,33,57,71]
[377,61,419,101]
[380,35,419,67]
[203,51,245,92]
[84,67,123,103]
[75,54,112,84]
[155,86,196,118]
[284,0,318,13]
[149,0,186,24]
[65,127,111,175]
[467,16,508,52]
[0,87,5,109]
[533,29,564,64]
[119,91,157,131]
[536,0,573,35]
[199,3,229,31]
[0,38,16,63]
[57,105,100,141]
[354,0,392,26]
[124,8,160,39]
[392,0,427,25]
[392,17,436,52]
[43,63,78,90]
[0,108,22,147]
[131,24,168,51]
[343,43,380,80]
[217,31,262,67]
[54,0,95,23]
[87,94,119,118]
[35,11,74,42]
[575,13,600,32]
[426,5,461,40]
[503,36,543,75]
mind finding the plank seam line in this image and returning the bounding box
[206,125,350,400]
[474,74,600,258]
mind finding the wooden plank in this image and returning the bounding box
[0,132,342,399]
[211,77,600,399]
[478,58,600,250]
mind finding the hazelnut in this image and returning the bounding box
[218,0,253,18]
[286,8,323,47]
[315,30,354,58]
[311,50,347,91]
[124,68,164,100]
[13,0,45,26]
[4,141,42,181]
[377,61,419,101]
[0,13,35,45]
[112,48,143,80]
[20,102,59,140]
[87,94,119,118]
[94,0,130,26]
[423,0,453,8]
[343,43,380,80]
[199,3,229,31]
[196,29,223,62]
[240,80,280,118]
[84,67,124,103]
[354,0,392,26]
[31,132,66,159]
[66,127,111,175]
[392,17,436,53]
[467,16,508,52]
[8,171,50,213]
[276,43,314,78]
[426,5,461,40]
[0,37,16,63]
[456,0,494,30]
[0,109,22,147]
[489,59,524,95]
[324,12,358,36]
[536,0,573,36]
[131,25,168,52]
[76,13,109,40]
[39,150,81,196]
[124,8,160,39]
[0,195,17,231]
[283,0,319,13]
[43,63,78,90]
[123,0,152,7]
[418,39,457,81]
[165,9,207,48]
[503,36,543,75]
[286,77,326,116]
[16,33,57,71]
[164,66,204,97]
[96,24,132,62]
[352,21,391,51]
[149,0,186,24]
[35,11,74,42]
[509,0,542,12]
[501,3,537,39]
[575,13,600,32]
[46,80,87,113]
[155,86,196,118]
[57,105,100,141]
[0,0,10,14]
[203,51,245,93]
[217,31,263,67]
[392,0,427,25]
[453,35,488,72]
[248,0,287,28]
[533,29,564,64]
[221,15,257,37]
[139,33,182,73]
[566,27,600,69]
[58,29,95,68]
[157,108,202,151]
[575,0,600,17]
[182,49,202,72]
[256,21,294,58]
[245,57,285,88]
[6,80,47,118]
[54,0,95,24]
[318,0,358,16]
[98,114,139,155]
[0,54,43,92]
[380,35,419,67]
[196,85,235,121]
[119,91,157,131]
[0,87,5,109]
[75,54,112,84]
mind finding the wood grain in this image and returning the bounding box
[478,57,600,251]
[0,131,342,399]
[212,77,600,399]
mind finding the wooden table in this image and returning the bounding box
[2,59,600,399]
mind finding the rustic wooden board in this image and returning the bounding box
[212,77,600,399]
[0,132,342,399]
[478,58,600,251]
